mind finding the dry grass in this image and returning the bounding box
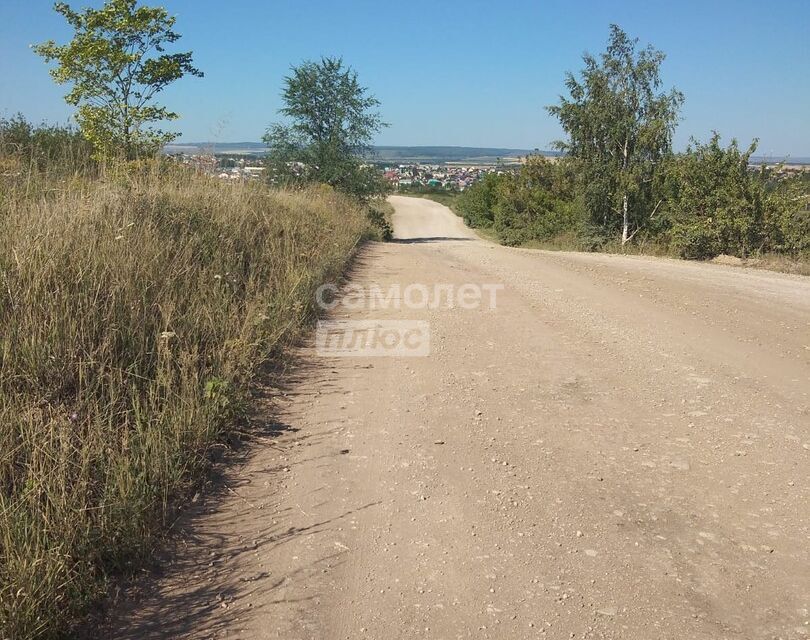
[0,161,373,638]
[745,254,810,276]
[400,190,460,211]
[493,225,810,276]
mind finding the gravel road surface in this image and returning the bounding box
[113,195,810,640]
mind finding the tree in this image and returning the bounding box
[34,0,202,159]
[263,57,388,200]
[548,25,683,245]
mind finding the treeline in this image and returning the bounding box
[457,27,810,260]
[458,141,809,258]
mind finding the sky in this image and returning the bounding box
[1,0,809,156]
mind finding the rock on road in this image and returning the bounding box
[113,195,810,639]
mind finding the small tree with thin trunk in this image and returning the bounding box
[34,0,202,159]
[548,25,683,245]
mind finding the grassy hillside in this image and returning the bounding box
[0,160,373,638]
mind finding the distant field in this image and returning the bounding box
[369,146,544,164]
[751,156,810,166]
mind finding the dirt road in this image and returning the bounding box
[114,196,810,639]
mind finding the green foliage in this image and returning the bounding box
[203,377,237,417]
[366,202,394,240]
[263,57,389,201]
[455,158,582,246]
[446,26,809,264]
[492,159,562,245]
[663,135,810,258]
[547,25,683,244]
[663,135,760,258]
[761,171,810,256]
[0,114,94,173]
[34,0,202,159]
[456,172,502,228]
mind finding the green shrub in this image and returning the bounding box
[761,172,810,256]
[0,114,94,175]
[491,157,580,246]
[456,173,502,228]
[664,135,766,259]
[367,200,393,240]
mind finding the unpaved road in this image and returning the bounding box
[113,196,810,639]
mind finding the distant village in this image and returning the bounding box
[383,164,506,191]
[167,152,512,190]
[167,154,266,181]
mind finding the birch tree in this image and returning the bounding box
[548,25,683,244]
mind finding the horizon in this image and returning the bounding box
[164,142,810,164]
[1,0,809,156]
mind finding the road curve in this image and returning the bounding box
[390,195,477,241]
[111,196,810,640]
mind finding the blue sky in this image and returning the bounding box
[1,0,808,155]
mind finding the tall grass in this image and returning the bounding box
[0,114,95,178]
[0,160,373,638]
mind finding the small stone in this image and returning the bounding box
[670,459,690,471]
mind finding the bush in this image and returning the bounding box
[761,171,810,256]
[0,163,372,638]
[456,173,502,228]
[367,199,393,240]
[0,114,94,175]
[663,135,771,259]
[487,157,579,246]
